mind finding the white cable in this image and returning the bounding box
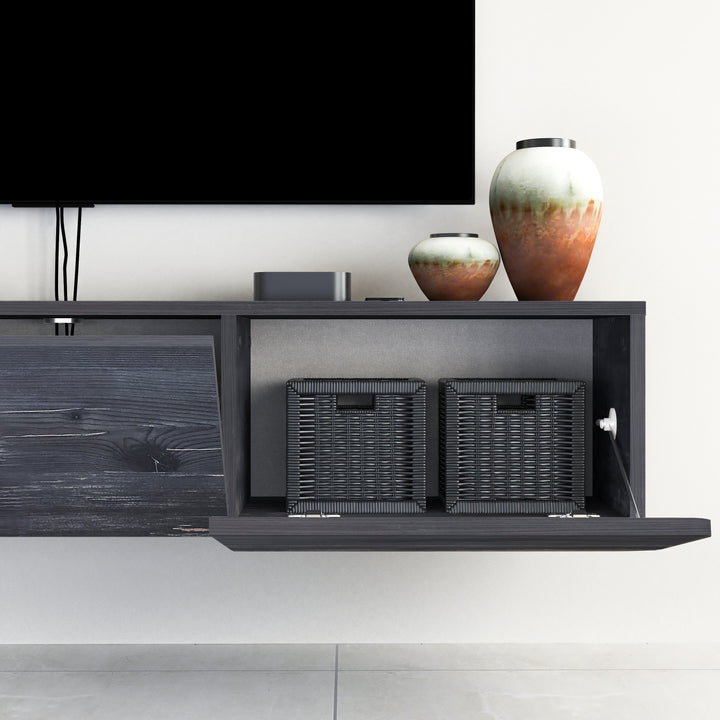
[596,408,639,518]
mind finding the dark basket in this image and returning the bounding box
[439,379,585,514]
[286,378,427,514]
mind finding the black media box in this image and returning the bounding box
[253,272,351,301]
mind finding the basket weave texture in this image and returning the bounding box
[286,379,426,514]
[440,379,585,514]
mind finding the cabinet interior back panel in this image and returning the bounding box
[250,319,593,497]
[0,335,225,536]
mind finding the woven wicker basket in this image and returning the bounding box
[286,378,427,514]
[440,379,585,514]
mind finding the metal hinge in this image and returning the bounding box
[288,512,341,518]
[548,513,601,518]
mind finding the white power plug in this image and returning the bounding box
[596,407,617,439]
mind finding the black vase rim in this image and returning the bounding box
[516,138,576,149]
[429,233,479,238]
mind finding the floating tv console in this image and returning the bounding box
[0,300,710,551]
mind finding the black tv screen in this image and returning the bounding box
[3,3,474,206]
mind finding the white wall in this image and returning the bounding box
[1,0,718,644]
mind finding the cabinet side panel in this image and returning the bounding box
[593,316,645,516]
[630,313,646,514]
[220,315,250,515]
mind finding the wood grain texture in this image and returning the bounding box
[0,336,225,535]
[593,316,632,516]
[630,313,646,514]
[1,473,225,536]
[0,300,646,320]
[593,316,646,516]
[220,315,251,515]
[209,513,711,551]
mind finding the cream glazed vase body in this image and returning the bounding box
[489,138,603,301]
[408,232,500,301]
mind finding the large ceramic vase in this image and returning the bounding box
[408,233,499,301]
[489,138,603,301]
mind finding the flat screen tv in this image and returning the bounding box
[2,3,474,206]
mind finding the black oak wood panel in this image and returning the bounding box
[210,514,711,551]
[0,336,225,535]
[220,315,251,515]
[629,313,646,513]
[0,300,645,319]
[594,316,633,516]
[2,473,225,536]
[592,315,646,516]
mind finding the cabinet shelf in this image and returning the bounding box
[210,501,710,551]
[0,301,710,551]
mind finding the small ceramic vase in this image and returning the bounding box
[408,233,500,301]
[489,138,603,301]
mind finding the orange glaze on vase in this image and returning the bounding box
[492,199,602,300]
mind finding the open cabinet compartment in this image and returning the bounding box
[210,300,710,551]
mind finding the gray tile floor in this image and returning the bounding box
[0,643,718,719]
